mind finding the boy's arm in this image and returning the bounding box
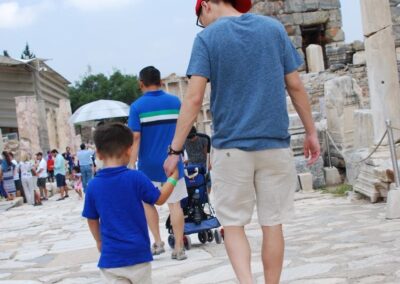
[87,219,101,252]
[155,170,179,205]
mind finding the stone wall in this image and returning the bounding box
[15,96,42,155]
[56,99,79,152]
[252,0,344,69]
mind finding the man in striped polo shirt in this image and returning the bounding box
[128,66,188,261]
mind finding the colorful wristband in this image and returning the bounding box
[167,177,178,187]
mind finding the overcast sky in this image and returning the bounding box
[0,0,363,84]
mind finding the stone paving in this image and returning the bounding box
[1,192,400,283]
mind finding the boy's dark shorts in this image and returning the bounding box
[37,178,47,188]
[56,174,66,188]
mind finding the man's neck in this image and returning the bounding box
[143,86,161,93]
[218,5,242,18]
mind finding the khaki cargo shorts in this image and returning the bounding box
[100,262,151,284]
[211,148,297,226]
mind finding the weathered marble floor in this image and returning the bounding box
[1,192,400,284]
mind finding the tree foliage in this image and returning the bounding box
[21,43,35,59]
[68,70,142,112]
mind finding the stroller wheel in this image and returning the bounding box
[198,231,207,244]
[214,229,222,244]
[207,230,214,242]
[168,234,175,249]
[184,235,192,250]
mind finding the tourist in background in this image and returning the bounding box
[64,146,75,174]
[71,166,83,200]
[0,151,17,201]
[19,152,40,206]
[47,153,55,183]
[9,152,25,203]
[76,143,94,193]
[36,152,48,201]
[128,66,188,261]
[51,149,68,201]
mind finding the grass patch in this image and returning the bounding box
[319,184,353,197]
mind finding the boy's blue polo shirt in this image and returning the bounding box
[82,166,160,269]
[128,90,184,182]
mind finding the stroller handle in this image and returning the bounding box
[184,167,199,179]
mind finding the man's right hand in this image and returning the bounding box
[164,155,180,177]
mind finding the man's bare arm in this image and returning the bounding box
[164,76,208,176]
[171,76,208,151]
[285,71,320,165]
[128,132,141,169]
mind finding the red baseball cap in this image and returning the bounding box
[195,0,252,16]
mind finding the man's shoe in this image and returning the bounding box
[151,242,165,255]
[64,195,69,198]
[171,248,187,261]
[56,197,65,201]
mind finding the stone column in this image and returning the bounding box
[46,109,58,150]
[15,96,42,154]
[306,44,325,73]
[360,0,400,143]
[56,99,77,152]
[324,76,360,152]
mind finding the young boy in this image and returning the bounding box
[82,123,179,283]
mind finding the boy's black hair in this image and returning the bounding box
[93,123,133,158]
[51,149,58,154]
[139,66,161,87]
[80,143,86,150]
[72,166,81,173]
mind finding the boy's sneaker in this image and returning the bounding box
[171,248,187,261]
[151,242,165,255]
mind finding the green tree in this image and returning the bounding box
[69,70,142,112]
[21,43,35,59]
[3,50,10,57]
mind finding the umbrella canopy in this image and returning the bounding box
[69,100,130,124]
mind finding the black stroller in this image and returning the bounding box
[166,164,224,250]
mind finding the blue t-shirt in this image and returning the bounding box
[82,166,161,269]
[187,14,303,151]
[128,90,184,182]
[77,149,94,166]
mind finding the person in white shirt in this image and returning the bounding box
[35,152,48,201]
[9,152,25,202]
[20,152,41,206]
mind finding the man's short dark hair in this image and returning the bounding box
[80,143,86,150]
[36,152,43,157]
[93,123,133,158]
[139,66,161,87]
[51,149,58,154]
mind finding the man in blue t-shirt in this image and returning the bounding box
[128,66,188,261]
[164,0,321,283]
[82,123,179,283]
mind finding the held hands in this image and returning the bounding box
[304,132,321,166]
[164,154,180,177]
